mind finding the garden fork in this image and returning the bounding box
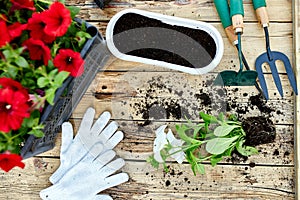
[253,0,298,100]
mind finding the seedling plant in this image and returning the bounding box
[148,112,258,175]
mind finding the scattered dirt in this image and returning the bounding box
[242,116,276,146]
[113,13,216,68]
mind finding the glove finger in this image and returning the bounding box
[90,111,111,136]
[94,194,113,200]
[98,158,125,178]
[95,149,116,168]
[84,142,104,161]
[61,122,74,155]
[99,172,129,192]
[78,107,95,134]
[98,121,118,143]
[104,131,124,150]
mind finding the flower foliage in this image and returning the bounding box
[0,0,91,172]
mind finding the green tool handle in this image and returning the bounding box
[213,0,237,44]
[230,0,244,33]
[213,0,232,29]
[252,0,269,26]
[253,0,266,10]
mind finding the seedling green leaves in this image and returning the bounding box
[148,112,258,175]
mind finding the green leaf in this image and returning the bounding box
[210,154,223,167]
[176,124,200,144]
[199,112,219,124]
[192,162,205,175]
[206,136,239,155]
[46,88,57,105]
[67,6,80,18]
[147,155,160,169]
[236,140,259,156]
[54,71,69,86]
[15,56,29,68]
[213,125,240,137]
[49,69,58,78]
[37,77,50,88]
[28,129,44,138]
[2,49,13,59]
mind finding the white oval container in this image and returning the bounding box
[106,9,224,75]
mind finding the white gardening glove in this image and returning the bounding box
[40,146,129,200]
[50,107,124,184]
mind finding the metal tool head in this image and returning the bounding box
[215,70,258,86]
[255,51,298,100]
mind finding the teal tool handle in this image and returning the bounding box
[213,0,231,28]
[230,0,244,17]
[252,0,267,10]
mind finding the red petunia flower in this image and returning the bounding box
[0,151,25,172]
[22,38,51,66]
[27,13,56,44]
[53,49,84,77]
[43,2,71,37]
[0,21,11,47]
[0,77,28,97]
[8,22,27,41]
[0,78,30,133]
[10,0,35,11]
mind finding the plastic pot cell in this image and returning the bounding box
[106,9,224,75]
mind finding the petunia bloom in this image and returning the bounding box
[153,125,185,163]
[0,78,30,133]
[43,2,71,37]
[27,12,56,44]
[10,0,35,11]
[0,77,28,97]
[22,38,51,66]
[53,49,84,77]
[0,151,25,172]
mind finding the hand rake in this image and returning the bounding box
[252,0,298,100]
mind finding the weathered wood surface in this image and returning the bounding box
[293,0,300,198]
[0,0,296,199]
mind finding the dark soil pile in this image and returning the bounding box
[113,13,217,68]
[242,116,276,146]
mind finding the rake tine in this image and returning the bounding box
[276,51,299,96]
[255,58,269,100]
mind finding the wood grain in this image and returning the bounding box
[0,0,296,199]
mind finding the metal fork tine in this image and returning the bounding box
[268,59,284,97]
[273,51,299,96]
[255,56,269,100]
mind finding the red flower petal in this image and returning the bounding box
[22,38,51,65]
[0,77,29,97]
[0,21,11,48]
[27,13,56,44]
[0,152,25,172]
[0,78,30,133]
[8,22,27,40]
[10,0,35,11]
[53,49,84,77]
[43,2,71,37]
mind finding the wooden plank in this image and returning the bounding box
[293,0,300,198]
[65,0,292,23]
[0,158,294,200]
